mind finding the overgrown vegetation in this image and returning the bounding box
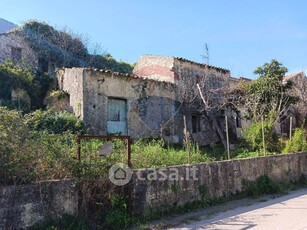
[0,61,53,112]
[0,106,83,185]
[230,59,297,123]
[242,174,307,197]
[31,214,89,230]
[104,194,135,229]
[131,139,212,168]
[15,20,133,73]
[1,58,307,228]
[49,89,69,100]
[2,103,307,229]
[2,103,306,185]
[283,127,307,153]
[242,175,279,196]
[241,120,277,152]
[33,173,307,230]
[0,106,214,184]
[26,109,85,134]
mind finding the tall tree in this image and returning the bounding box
[229,59,297,123]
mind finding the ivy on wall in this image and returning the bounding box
[0,61,53,111]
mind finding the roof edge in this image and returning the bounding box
[58,67,175,85]
[141,54,230,73]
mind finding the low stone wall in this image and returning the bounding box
[0,180,77,229]
[1,153,307,227]
[131,152,307,216]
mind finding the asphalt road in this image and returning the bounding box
[169,188,307,230]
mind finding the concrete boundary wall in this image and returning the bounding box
[0,180,77,229]
[131,152,307,216]
[1,153,307,228]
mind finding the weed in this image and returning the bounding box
[171,183,179,193]
[283,128,307,153]
[30,214,89,230]
[242,175,279,196]
[104,194,135,230]
[198,185,208,200]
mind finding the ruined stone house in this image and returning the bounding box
[57,55,246,146]
[0,32,36,67]
[279,71,307,134]
[0,31,58,73]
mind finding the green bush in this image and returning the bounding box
[242,120,277,152]
[105,195,134,230]
[49,90,69,100]
[283,128,307,153]
[0,107,77,185]
[242,175,279,196]
[26,109,85,134]
[0,107,34,184]
[0,61,53,112]
[30,70,53,110]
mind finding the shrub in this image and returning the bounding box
[283,128,307,153]
[0,106,77,185]
[0,107,34,184]
[49,90,69,100]
[0,61,53,111]
[105,195,134,230]
[241,120,277,152]
[26,109,85,134]
[242,175,279,196]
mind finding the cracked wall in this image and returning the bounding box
[58,68,184,142]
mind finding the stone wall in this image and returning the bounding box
[57,56,244,144]
[2,153,306,227]
[58,68,183,141]
[130,152,307,216]
[0,180,77,229]
[57,68,84,119]
[58,55,238,143]
[133,55,240,145]
[133,55,231,85]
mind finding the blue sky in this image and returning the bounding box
[1,0,306,79]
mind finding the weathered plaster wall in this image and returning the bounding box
[82,69,181,140]
[174,58,230,81]
[58,56,243,144]
[132,55,235,145]
[131,152,307,216]
[0,33,37,67]
[2,154,305,227]
[173,58,233,145]
[57,68,84,119]
[58,68,184,141]
[133,55,231,86]
[0,180,77,229]
[173,58,231,108]
[133,55,176,83]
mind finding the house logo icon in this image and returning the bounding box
[114,167,127,180]
[109,163,132,186]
